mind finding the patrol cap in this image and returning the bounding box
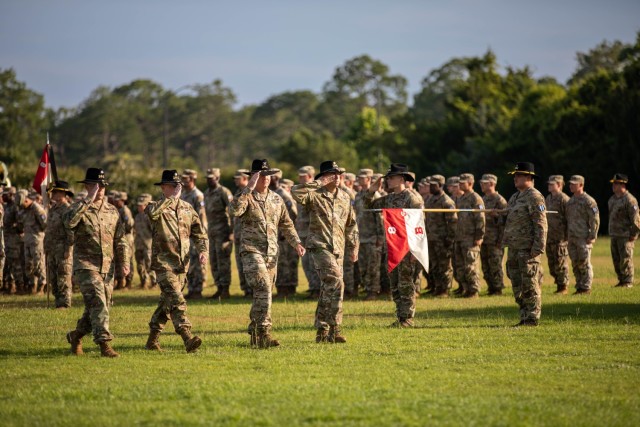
[281,178,294,188]
[234,169,250,178]
[137,193,152,205]
[446,176,460,186]
[298,165,315,177]
[206,168,220,179]
[344,172,356,182]
[479,174,497,184]
[430,174,446,186]
[2,187,16,195]
[569,175,585,185]
[274,169,283,179]
[114,191,128,202]
[110,191,121,200]
[357,168,374,178]
[547,175,564,185]
[181,169,197,180]
[610,173,628,184]
[27,190,39,200]
[407,172,416,181]
[16,189,28,205]
[372,173,383,181]
[459,173,474,183]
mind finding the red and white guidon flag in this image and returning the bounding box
[382,208,429,273]
[32,144,51,195]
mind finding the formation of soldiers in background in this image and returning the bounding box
[1,166,638,308]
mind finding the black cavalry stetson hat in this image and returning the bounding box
[243,159,280,176]
[49,180,74,198]
[314,160,343,180]
[154,170,181,186]
[78,168,109,186]
[610,173,629,184]
[384,163,415,182]
[507,162,540,179]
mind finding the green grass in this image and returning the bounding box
[1,237,639,426]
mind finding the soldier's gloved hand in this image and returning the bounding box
[198,253,207,265]
[87,183,99,203]
[171,183,182,199]
[247,172,260,191]
[295,243,305,257]
[373,176,383,193]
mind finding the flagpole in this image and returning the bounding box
[45,134,51,308]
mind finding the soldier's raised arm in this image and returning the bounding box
[63,199,90,231]
[146,197,173,222]
[291,179,321,206]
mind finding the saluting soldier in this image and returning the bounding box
[134,193,155,289]
[44,181,74,308]
[20,191,47,294]
[479,174,508,295]
[180,169,208,299]
[295,166,321,299]
[354,169,382,300]
[270,170,299,299]
[545,175,570,294]
[144,170,208,353]
[607,173,640,288]
[113,191,135,290]
[503,162,548,326]
[64,168,130,358]
[232,169,251,297]
[231,160,304,348]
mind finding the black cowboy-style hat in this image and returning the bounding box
[78,168,109,186]
[154,170,181,186]
[384,163,415,182]
[507,162,540,179]
[243,159,280,176]
[314,160,343,180]
[610,173,629,184]
[49,180,74,198]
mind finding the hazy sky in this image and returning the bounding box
[1,0,638,110]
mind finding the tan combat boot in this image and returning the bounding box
[257,333,280,348]
[180,330,202,353]
[66,330,84,355]
[328,326,346,344]
[99,342,120,358]
[316,328,328,343]
[145,330,162,351]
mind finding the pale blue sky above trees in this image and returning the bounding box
[1,0,638,109]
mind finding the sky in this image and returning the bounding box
[1,0,639,110]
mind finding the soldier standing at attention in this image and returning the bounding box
[270,170,299,299]
[292,161,359,342]
[113,192,134,290]
[134,193,155,289]
[64,168,130,357]
[479,174,508,295]
[454,174,485,298]
[180,169,208,299]
[144,170,208,353]
[607,173,640,288]
[354,169,382,300]
[503,162,547,326]
[0,190,4,294]
[566,175,600,295]
[232,169,251,298]
[295,166,321,299]
[203,168,234,299]
[232,160,304,347]
[339,170,358,299]
[2,188,23,294]
[545,175,570,294]
[20,191,47,294]
[365,163,423,327]
[44,181,74,308]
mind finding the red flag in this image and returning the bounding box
[33,144,51,195]
[382,208,429,273]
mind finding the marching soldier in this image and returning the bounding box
[479,174,508,295]
[134,193,155,289]
[545,175,570,294]
[355,169,382,300]
[295,166,321,299]
[270,170,299,298]
[232,169,251,297]
[20,191,47,294]
[113,192,134,290]
[180,169,208,299]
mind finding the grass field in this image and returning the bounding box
[0,237,639,426]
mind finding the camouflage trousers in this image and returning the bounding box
[610,237,635,285]
[24,240,46,291]
[429,240,454,293]
[301,238,321,292]
[358,242,381,293]
[380,239,391,293]
[187,238,206,293]
[453,241,481,293]
[149,270,192,335]
[243,253,277,334]
[310,248,344,330]
[46,245,72,308]
[209,233,232,288]
[546,240,569,289]
[568,239,593,290]
[506,249,542,322]
[390,253,417,320]
[74,269,114,344]
[480,243,505,293]
[276,239,298,289]
[115,235,134,284]
[343,245,356,294]
[4,241,24,289]
[234,238,249,292]
[135,247,156,287]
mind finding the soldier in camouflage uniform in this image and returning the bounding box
[453,174,485,298]
[295,166,321,299]
[203,168,234,299]
[339,171,358,298]
[292,161,359,343]
[355,169,382,300]
[607,173,640,288]
[503,162,548,326]
[479,174,508,295]
[566,175,600,294]
[365,164,423,327]
[44,181,74,308]
[64,168,130,358]
[134,193,155,289]
[180,169,208,299]
[2,188,22,294]
[232,160,304,348]
[426,175,457,297]
[232,169,251,297]
[545,175,570,294]
[0,192,4,294]
[270,170,299,298]
[113,192,135,290]
[20,191,47,294]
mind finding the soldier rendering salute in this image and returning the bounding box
[64,168,130,357]
[503,162,548,326]
[607,173,640,288]
[546,175,570,294]
[144,170,208,353]
[292,161,359,343]
[231,160,304,348]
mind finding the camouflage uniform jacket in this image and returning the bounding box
[292,181,359,257]
[275,186,298,241]
[0,203,3,255]
[425,192,457,242]
[482,192,508,246]
[3,202,22,246]
[204,185,233,236]
[118,205,135,236]
[295,201,311,240]
[146,197,208,273]
[134,211,153,250]
[231,188,300,257]
[545,192,570,243]
[22,202,47,245]
[566,192,600,241]
[503,187,548,254]
[608,191,640,238]
[455,191,485,243]
[64,199,129,273]
[233,186,246,240]
[181,186,208,233]
[44,201,72,251]
[355,189,381,244]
